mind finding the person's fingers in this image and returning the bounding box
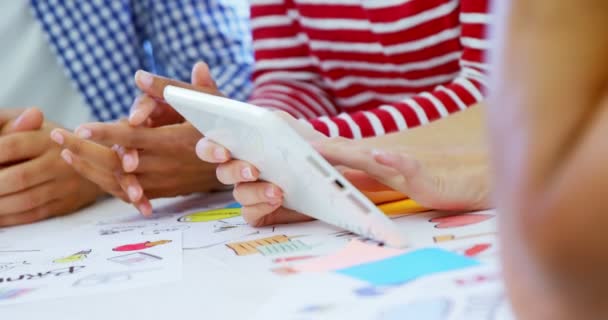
[0,108,26,129]
[339,168,408,202]
[51,128,121,171]
[0,199,62,227]
[1,108,44,134]
[112,145,139,173]
[242,205,313,227]
[0,153,57,196]
[372,151,427,195]
[147,105,185,128]
[0,131,48,164]
[128,94,185,128]
[107,145,152,215]
[128,94,157,126]
[133,197,153,217]
[191,62,218,90]
[196,138,231,163]
[75,122,196,151]
[372,150,461,209]
[112,171,152,216]
[0,180,63,216]
[123,149,139,173]
[241,203,282,226]
[134,70,218,101]
[373,150,491,210]
[60,149,128,202]
[274,110,326,142]
[232,182,283,206]
[216,160,260,185]
[341,169,393,192]
[316,143,399,182]
[74,123,138,148]
[113,172,143,203]
[125,153,172,173]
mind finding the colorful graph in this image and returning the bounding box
[226,235,291,256]
[257,240,312,256]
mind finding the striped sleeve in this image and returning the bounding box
[248,0,339,120]
[309,0,490,138]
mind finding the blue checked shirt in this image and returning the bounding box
[31,0,253,122]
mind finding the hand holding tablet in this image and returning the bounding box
[164,86,408,247]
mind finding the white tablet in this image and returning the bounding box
[164,86,407,248]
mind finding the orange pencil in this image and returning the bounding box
[378,198,427,215]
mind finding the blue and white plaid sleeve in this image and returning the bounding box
[133,0,253,102]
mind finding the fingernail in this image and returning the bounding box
[75,127,92,139]
[123,154,136,170]
[127,186,140,202]
[241,167,254,180]
[50,130,64,145]
[136,70,153,89]
[139,202,153,216]
[60,149,72,165]
[265,186,278,199]
[128,109,144,125]
[194,61,208,71]
[12,113,25,129]
[214,148,227,161]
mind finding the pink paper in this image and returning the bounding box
[294,240,404,273]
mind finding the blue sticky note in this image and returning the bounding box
[336,248,479,286]
[225,202,242,209]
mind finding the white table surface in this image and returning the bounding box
[1,196,279,320]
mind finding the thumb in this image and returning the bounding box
[1,108,44,134]
[191,62,218,90]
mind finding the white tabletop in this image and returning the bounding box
[1,194,508,320]
[1,196,278,320]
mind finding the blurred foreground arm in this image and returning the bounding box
[490,1,608,319]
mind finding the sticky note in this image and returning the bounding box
[294,240,404,273]
[225,202,242,209]
[336,248,479,285]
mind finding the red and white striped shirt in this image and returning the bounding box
[249,0,489,138]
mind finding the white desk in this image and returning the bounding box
[2,196,278,320]
[1,195,509,320]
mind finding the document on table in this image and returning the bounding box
[0,231,182,306]
[254,265,514,320]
